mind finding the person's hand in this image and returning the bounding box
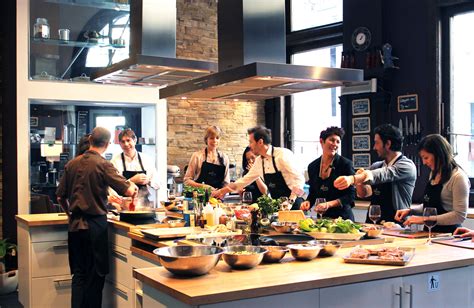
[246,160,254,171]
[212,187,230,199]
[394,209,410,222]
[202,184,216,191]
[402,215,425,226]
[334,176,353,190]
[108,195,122,206]
[130,173,149,185]
[300,200,310,211]
[356,168,365,175]
[454,227,474,238]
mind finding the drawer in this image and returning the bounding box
[31,241,70,277]
[31,275,72,308]
[130,251,161,269]
[31,225,68,242]
[108,226,132,249]
[108,244,133,289]
[103,280,134,308]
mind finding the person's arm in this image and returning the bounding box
[104,162,138,197]
[277,148,305,199]
[56,167,70,217]
[255,176,268,195]
[221,152,231,187]
[436,171,469,225]
[57,197,70,218]
[142,153,160,190]
[335,158,356,208]
[183,151,210,189]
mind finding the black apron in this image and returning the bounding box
[311,162,354,221]
[423,182,460,233]
[262,147,294,203]
[121,152,147,189]
[195,148,226,189]
[366,155,403,223]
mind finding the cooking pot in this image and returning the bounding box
[119,210,155,225]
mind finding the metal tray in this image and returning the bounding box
[343,247,415,266]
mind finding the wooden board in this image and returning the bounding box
[278,210,305,222]
[305,231,366,241]
[343,247,415,266]
[141,227,202,240]
[432,238,474,250]
[382,229,431,238]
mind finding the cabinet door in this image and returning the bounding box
[108,243,133,289]
[402,267,470,308]
[320,277,403,308]
[31,240,70,277]
[103,280,134,308]
[31,275,72,308]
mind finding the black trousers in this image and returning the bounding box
[68,228,107,308]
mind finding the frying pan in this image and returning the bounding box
[259,234,314,246]
[119,210,155,225]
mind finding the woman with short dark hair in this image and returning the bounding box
[300,126,355,220]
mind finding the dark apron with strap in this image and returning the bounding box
[312,166,354,221]
[366,155,403,223]
[263,147,292,200]
[121,152,147,189]
[423,182,460,233]
[195,148,226,189]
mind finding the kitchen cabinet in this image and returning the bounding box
[29,0,130,80]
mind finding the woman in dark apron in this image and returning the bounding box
[241,147,267,202]
[301,127,355,220]
[395,134,469,233]
[184,126,230,190]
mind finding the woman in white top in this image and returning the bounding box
[395,134,469,233]
[184,126,230,190]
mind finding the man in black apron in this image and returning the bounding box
[214,126,305,208]
[334,124,416,223]
[57,127,137,308]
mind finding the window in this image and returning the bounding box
[445,8,474,177]
[291,0,342,31]
[95,115,126,155]
[86,14,130,67]
[292,46,342,169]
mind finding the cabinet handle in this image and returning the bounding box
[52,244,69,250]
[405,284,413,308]
[394,286,403,308]
[112,249,128,261]
[114,286,128,300]
[54,278,72,288]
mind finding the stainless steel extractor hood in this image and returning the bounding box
[159,0,363,101]
[92,0,217,86]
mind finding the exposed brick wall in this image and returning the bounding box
[172,0,265,173]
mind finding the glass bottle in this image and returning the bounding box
[34,18,50,39]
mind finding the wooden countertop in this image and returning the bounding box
[15,213,136,230]
[133,238,474,306]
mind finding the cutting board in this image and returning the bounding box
[141,227,202,240]
[432,238,474,250]
[278,210,305,222]
[382,229,432,238]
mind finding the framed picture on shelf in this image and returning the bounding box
[352,135,371,151]
[353,153,371,169]
[352,117,371,134]
[352,99,370,115]
[30,117,39,127]
[397,94,418,112]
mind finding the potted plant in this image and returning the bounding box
[0,238,18,295]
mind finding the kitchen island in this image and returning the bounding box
[134,238,474,307]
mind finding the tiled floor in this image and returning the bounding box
[0,291,22,308]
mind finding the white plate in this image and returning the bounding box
[305,231,366,240]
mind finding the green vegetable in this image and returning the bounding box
[298,218,317,232]
[298,217,361,234]
[256,195,281,217]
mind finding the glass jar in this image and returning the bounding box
[34,18,50,39]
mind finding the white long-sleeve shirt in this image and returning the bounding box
[110,151,160,192]
[230,145,305,198]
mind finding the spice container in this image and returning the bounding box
[34,18,50,39]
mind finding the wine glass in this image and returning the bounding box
[423,207,438,245]
[242,191,253,204]
[368,204,381,226]
[314,198,328,220]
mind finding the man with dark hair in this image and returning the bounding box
[334,124,416,222]
[57,127,138,308]
[213,125,305,208]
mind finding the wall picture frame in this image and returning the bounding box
[352,117,371,134]
[30,117,39,127]
[352,99,370,115]
[397,94,418,112]
[352,135,371,151]
[353,153,371,169]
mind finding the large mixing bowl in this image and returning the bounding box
[287,244,322,261]
[262,246,288,263]
[308,240,341,256]
[222,246,267,269]
[153,245,223,276]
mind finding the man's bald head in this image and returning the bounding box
[90,127,111,148]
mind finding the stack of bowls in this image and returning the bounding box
[308,240,341,256]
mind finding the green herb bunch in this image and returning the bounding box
[256,195,281,217]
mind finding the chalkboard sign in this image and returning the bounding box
[397,94,418,112]
[352,135,371,151]
[353,153,371,169]
[352,117,370,134]
[352,99,370,115]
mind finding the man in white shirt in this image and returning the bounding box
[109,129,160,208]
[213,126,305,208]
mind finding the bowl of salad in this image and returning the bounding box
[298,218,365,240]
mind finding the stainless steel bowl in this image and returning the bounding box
[271,222,295,233]
[222,245,267,269]
[262,246,288,263]
[167,219,185,228]
[287,244,321,261]
[308,240,341,256]
[153,245,223,276]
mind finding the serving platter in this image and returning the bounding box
[343,247,415,266]
[305,231,366,240]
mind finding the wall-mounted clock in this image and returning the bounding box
[351,27,371,51]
